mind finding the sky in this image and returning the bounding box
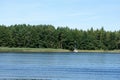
[0,0,120,31]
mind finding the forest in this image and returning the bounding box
[0,24,120,50]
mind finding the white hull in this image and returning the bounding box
[73,49,78,52]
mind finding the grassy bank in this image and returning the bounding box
[0,47,70,52]
[78,50,120,53]
[0,47,120,53]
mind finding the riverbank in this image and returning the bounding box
[0,47,120,53]
[78,50,120,53]
[0,47,70,52]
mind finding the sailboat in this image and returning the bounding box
[73,41,78,52]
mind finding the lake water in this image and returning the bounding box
[0,52,120,80]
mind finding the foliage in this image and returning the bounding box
[0,24,120,50]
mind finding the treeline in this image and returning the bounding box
[0,24,120,50]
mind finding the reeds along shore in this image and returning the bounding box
[0,47,120,53]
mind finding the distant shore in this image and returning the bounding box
[0,47,120,53]
[0,47,70,52]
[77,50,120,53]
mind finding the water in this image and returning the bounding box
[0,52,120,80]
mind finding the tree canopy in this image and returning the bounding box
[0,24,120,50]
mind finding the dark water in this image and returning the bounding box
[0,52,120,80]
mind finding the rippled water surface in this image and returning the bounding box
[0,52,120,80]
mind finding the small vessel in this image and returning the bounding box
[73,49,78,52]
[73,41,78,52]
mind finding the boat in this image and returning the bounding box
[73,49,78,52]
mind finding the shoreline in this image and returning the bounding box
[77,50,120,53]
[0,47,120,53]
[0,47,70,53]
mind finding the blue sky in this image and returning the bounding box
[0,0,120,31]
